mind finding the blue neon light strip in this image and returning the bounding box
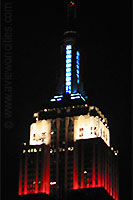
[50,93,86,102]
[66,45,72,94]
[76,51,80,84]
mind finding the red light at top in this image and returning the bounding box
[70,1,75,6]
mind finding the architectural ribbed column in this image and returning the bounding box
[56,118,60,196]
[41,147,46,193]
[18,153,22,195]
[35,151,38,194]
[92,142,95,188]
[64,117,69,198]
[45,147,50,195]
[24,153,28,195]
[80,140,84,189]
[73,142,79,189]
[97,144,101,187]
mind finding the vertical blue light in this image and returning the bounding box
[66,45,72,94]
[76,51,80,84]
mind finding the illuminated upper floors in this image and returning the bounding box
[18,138,119,200]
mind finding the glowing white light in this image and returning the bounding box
[57,98,62,101]
[67,50,72,54]
[50,149,53,154]
[71,93,80,96]
[50,182,56,185]
[66,63,71,68]
[66,77,71,81]
[84,171,87,174]
[54,95,63,98]
[30,120,51,145]
[66,68,71,72]
[66,45,72,50]
[66,72,71,77]
[66,58,71,64]
[50,99,56,102]
[74,115,110,146]
[66,81,71,86]
[66,54,72,59]
[71,96,80,99]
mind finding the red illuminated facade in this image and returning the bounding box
[18,145,50,196]
[18,1,119,200]
[73,138,119,200]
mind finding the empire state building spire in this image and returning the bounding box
[66,1,77,32]
[50,1,87,103]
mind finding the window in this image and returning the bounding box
[66,45,72,94]
[76,51,80,84]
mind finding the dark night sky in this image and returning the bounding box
[3,0,131,200]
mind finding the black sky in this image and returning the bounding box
[3,0,131,200]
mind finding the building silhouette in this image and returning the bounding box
[18,1,119,200]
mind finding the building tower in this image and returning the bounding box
[18,1,119,200]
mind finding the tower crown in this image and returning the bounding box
[50,1,87,103]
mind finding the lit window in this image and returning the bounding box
[66,72,71,77]
[67,50,72,54]
[57,98,62,101]
[66,81,71,86]
[76,64,79,69]
[50,182,56,185]
[84,171,87,174]
[66,77,71,81]
[66,45,72,50]
[77,51,80,56]
[66,68,71,72]
[66,54,72,59]
[76,70,79,74]
[50,149,53,154]
[76,60,79,65]
[76,51,80,84]
[66,45,72,94]
[66,63,71,68]
[66,86,68,91]
[66,59,71,64]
